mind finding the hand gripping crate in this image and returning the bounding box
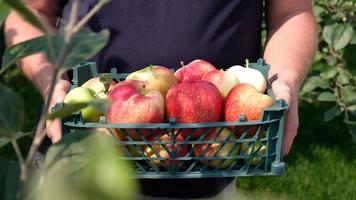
[58,59,288,179]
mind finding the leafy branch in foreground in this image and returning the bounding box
[0,0,137,199]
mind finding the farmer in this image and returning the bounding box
[5,0,317,199]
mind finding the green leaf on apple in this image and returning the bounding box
[301,76,330,93]
[99,74,113,93]
[324,105,342,122]
[318,92,336,102]
[323,23,353,50]
[0,84,24,137]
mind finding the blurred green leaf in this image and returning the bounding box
[324,105,342,122]
[1,36,46,75]
[351,34,356,45]
[1,28,109,75]
[311,60,327,71]
[0,84,24,137]
[0,2,10,23]
[0,138,10,148]
[48,99,110,121]
[3,0,48,34]
[344,120,356,143]
[0,156,20,200]
[318,92,337,102]
[325,56,337,66]
[347,105,356,118]
[90,99,111,114]
[39,132,137,200]
[51,28,110,69]
[43,132,92,176]
[337,68,351,85]
[47,102,89,120]
[323,24,354,50]
[341,85,356,106]
[343,44,356,70]
[0,131,33,148]
[314,51,323,62]
[320,65,338,79]
[313,5,324,22]
[301,76,330,93]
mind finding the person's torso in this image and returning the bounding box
[60,1,263,198]
[62,0,263,73]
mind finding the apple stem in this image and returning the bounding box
[180,61,185,68]
[245,59,250,68]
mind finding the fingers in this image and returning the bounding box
[47,119,62,143]
[46,80,71,144]
[271,81,299,156]
[282,99,299,155]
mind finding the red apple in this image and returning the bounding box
[126,65,177,97]
[143,133,188,167]
[81,75,116,99]
[106,80,165,140]
[193,128,240,169]
[224,83,274,136]
[174,59,216,82]
[201,69,240,100]
[165,81,223,137]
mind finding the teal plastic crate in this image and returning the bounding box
[58,59,288,179]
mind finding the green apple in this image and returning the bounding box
[241,141,267,165]
[64,87,101,122]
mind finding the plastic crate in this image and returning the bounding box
[58,59,288,179]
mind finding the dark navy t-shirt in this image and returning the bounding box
[61,0,263,198]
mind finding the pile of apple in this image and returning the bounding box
[64,59,274,169]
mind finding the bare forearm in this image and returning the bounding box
[264,10,318,93]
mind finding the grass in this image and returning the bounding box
[237,102,356,200]
[1,68,356,199]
